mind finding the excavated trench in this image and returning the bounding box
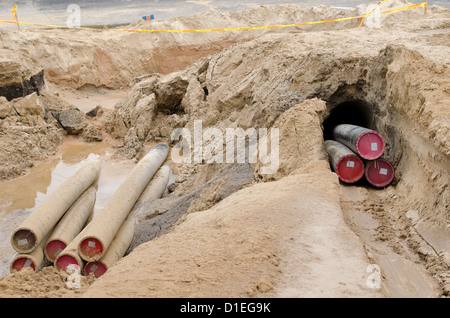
[0,21,448,296]
[319,89,448,296]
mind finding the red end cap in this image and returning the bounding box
[12,257,36,272]
[356,131,385,160]
[84,262,107,278]
[365,159,394,188]
[336,155,365,183]
[79,238,104,260]
[45,240,67,261]
[55,255,80,273]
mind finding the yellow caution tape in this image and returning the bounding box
[0,2,427,33]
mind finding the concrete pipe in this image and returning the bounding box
[84,213,136,278]
[10,230,52,273]
[332,124,385,160]
[324,140,365,184]
[11,159,101,254]
[365,158,395,188]
[54,222,93,274]
[78,144,169,262]
[132,165,170,212]
[44,187,96,263]
[83,165,170,278]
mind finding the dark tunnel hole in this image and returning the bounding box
[322,100,374,141]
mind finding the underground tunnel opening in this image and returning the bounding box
[322,99,394,187]
[322,100,375,141]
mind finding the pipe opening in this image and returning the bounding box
[12,229,37,252]
[323,100,374,141]
[79,237,104,260]
[11,257,36,272]
[84,262,107,278]
[45,240,67,262]
[55,255,80,273]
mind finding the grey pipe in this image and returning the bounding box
[332,124,385,160]
[11,159,101,254]
[324,140,364,183]
[78,144,169,262]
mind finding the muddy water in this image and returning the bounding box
[0,137,137,277]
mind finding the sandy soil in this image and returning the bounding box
[0,1,449,298]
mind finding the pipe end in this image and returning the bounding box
[11,257,36,273]
[79,237,104,262]
[55,254,81,274]
[84,261,107,278]
[365,159,395,188]
[11,229,37,254]
[45,240,67,263]
[356,131,385,160]
[336,154,365,183]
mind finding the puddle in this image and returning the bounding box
[0,137,136,277]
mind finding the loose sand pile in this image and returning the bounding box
[0,1,449,298]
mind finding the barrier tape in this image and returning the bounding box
[0,2,427,33]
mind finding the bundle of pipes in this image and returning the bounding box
[63,144,170,278]
[10,144,171,276]
[83,165,170,278]
[55,164,170,276]
[325,124,394,187]
[9,160,102,273]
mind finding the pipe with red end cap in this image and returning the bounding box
[10,229,52,273]
[44,187,96,263]
[333,124,385,160]
[324,140,365,184]
[365,158,395,188]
